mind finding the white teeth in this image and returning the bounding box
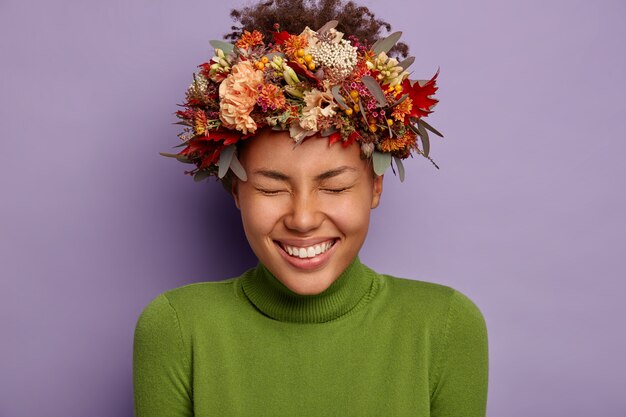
[281,240,335,259]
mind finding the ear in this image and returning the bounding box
[231,177,241,210]
[370,174,384,209]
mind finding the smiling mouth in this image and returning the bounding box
[276,239,337,259]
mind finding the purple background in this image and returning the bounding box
[1,0,625,416]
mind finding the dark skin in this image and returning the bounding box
[220,127,380,195]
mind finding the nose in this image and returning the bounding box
[283,192,324,233]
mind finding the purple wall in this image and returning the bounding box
[1,0,625,416]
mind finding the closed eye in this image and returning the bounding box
[321,187,351,194]
[256,188,286,195]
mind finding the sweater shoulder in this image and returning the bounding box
[377,272,485,326]
[148,271,249,322]
[382,273,455,308]
[162,276,238,302]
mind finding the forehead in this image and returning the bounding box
[239,130,368,176]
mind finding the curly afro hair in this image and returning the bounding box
[225,0,409,58]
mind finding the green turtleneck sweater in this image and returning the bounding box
[133,257,488,416]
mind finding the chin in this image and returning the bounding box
[264,238,351,296]
[280,271,337,295]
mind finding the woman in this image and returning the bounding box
[133,1,488,416]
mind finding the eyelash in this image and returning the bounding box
[256,187,351,195]
[256,188,284,195]
[322,187,350,194]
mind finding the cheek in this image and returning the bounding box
[323,194,372,236]
[238,191,283,236]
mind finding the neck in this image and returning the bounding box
[240,256,378,323]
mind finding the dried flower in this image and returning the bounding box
[235,30,264,50]
[218,61,264,134]
[309,38,358,78]
[392,97,413,123]
[366,51,408,87]
[361,142,375,158]
[283,34,309,59]
[298,87,337,133]
[257,83,286,111]
[193,111,208,136]
[165,22,443,182]
[379,130,417,158]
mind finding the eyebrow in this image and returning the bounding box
[252,166,358,182]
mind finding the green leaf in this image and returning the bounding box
[417,122,430,157]
[388,94,408,108]
[266,52,285,60]
[419,118,444,138]
[372,151,392,176]
[218,144,235,178]
[159,152,179,158]
[317,20,338,34]
[331,85,350,110]
[398,56,415,70]
[320,127,338,137]
[393,157,405,182]
[229,153,247,181]
[361,75,387,107]
[176,156,193,164]
[372,31,402,55]
[159,152,191,163]
[193,170,210,182]
[358,98,369,124]
[209,40,234,54]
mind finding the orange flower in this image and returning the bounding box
[193,110,208,135]
[379,130,417,158]
[282,34,308,59]
[391,97,413,123]
[218,61,264,135]
[235,30,264,50]
[257,83,286,111]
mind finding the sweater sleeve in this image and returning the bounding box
[430,290,489,417]
[133,293,193,417]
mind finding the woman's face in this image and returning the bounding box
[233,129,383,295]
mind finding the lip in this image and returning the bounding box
[274,238,339,271]
[274,237,337,247]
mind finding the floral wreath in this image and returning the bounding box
[160,21,443,183]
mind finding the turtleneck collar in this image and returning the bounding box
[240,256,378,323]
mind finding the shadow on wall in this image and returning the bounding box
[192,179,258,281]
[122,179,258,417]
[207,179,257,279]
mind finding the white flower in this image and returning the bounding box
[289,122,317,143]
[308,38,358,77]
[325,28,345,43]
[300,27,319,48]
[298,88,337,132]
[366,51,409,87]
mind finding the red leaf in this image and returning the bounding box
[195,130,242,145]
[403,69,440,118]
[328,132,342,146]
[272,31,291,45]
[286,61,322,87]
[344,131,360,148]
[180,129,243,167]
